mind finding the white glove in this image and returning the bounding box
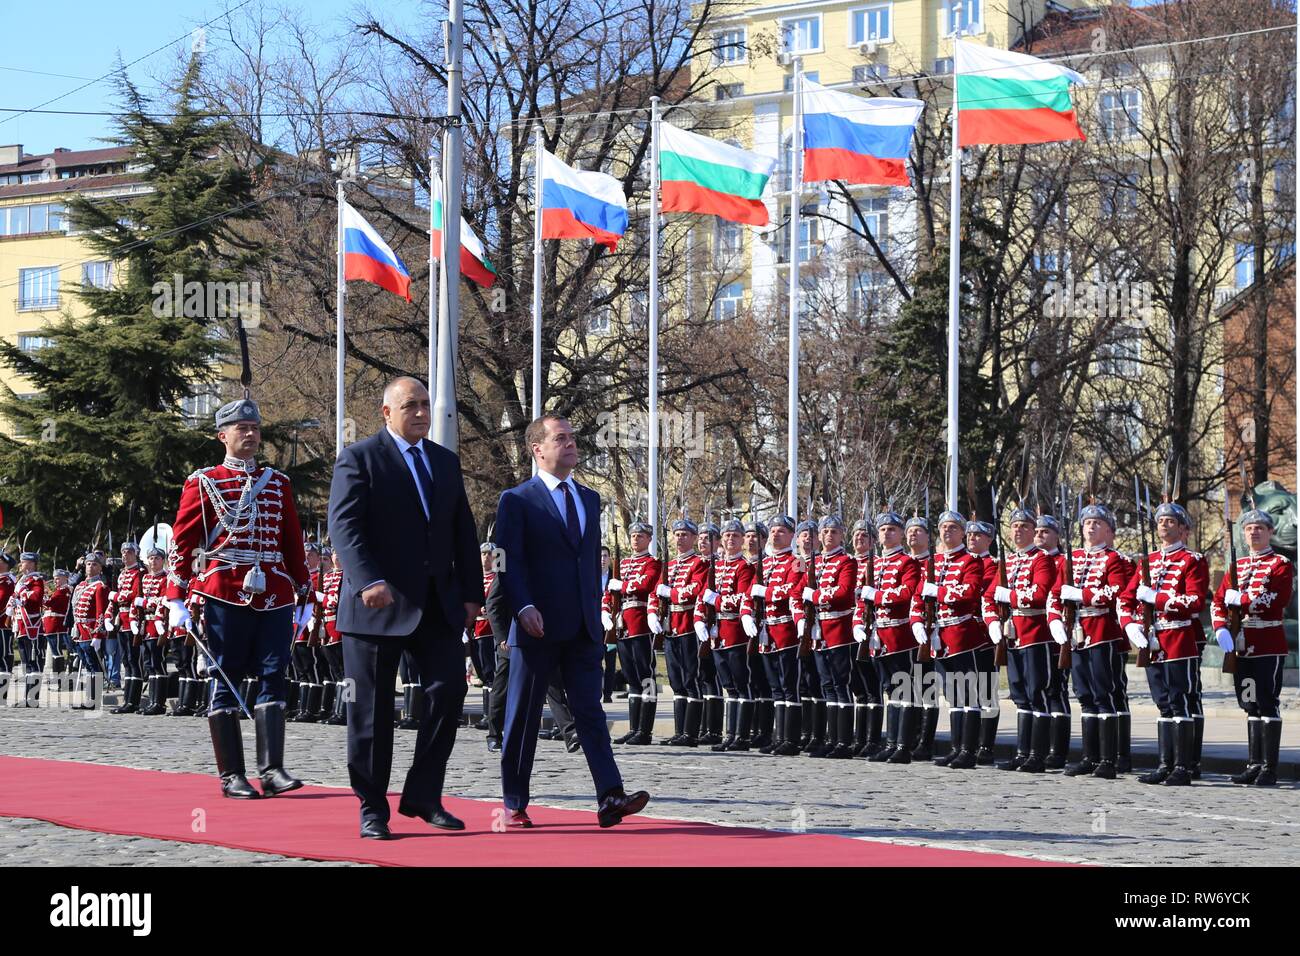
[1224,588,1243,607]
[911,622,927,645]
[306,615,316,632]
[128,620,140,636]
[993,586,1012,604]
[750,584,767,599]
[103,615,116,633]
[694,621,709,642]
[741,614,758,638]
[853,624,867,643]
[861,585,878,603]
[1059,585,1084,603]
[797,618,807,639]
[167,599,191,631]
[930,629,942,653]
[601,610,614,632]
[703,589,719,607]
[1214,627,1235,653]
[988,620,1003,645]
[802,587,816,602]
[921,582,939,599]
[647,612,663,635]
[108,591,119,604]
[869,629,882,651]
[607,578,623,592]
[1125,623,1148,650]
[462,630,470,644]
[1049,619,1068,645]
[1136,584,1158,605]
[133,596,145,607]
[315,591,326,603]
[656,584,672,598]
[154,621,166,638]
[811,622,822,645]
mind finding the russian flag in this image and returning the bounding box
[800,79,924,187]
[340,200,412,301]
[540,149,628,251]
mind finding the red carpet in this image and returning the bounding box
[0,756,1061,866]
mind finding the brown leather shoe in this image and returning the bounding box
[508,809,534,829]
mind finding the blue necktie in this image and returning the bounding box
[560,481,582,547]
[406,446,436,520]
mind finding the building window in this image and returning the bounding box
[0,202,67,236]
[716,283,744,321]
[1235,243,1255,289]
[713,28,747,65]
[778,215,819,263]
[1100,173,1138,217]
[715,82,745,101]
[934,57,954,75]
[1033,250,1068,281]
[18,334,53,353]
[849,5,892,44]
[946,0,982,36]
[780,16,822,55]
[181,389,220,422]
[1095,327,1141,377]
[82,260,112,289]
[630,291,648,330]
[715,219,743,261]
[850,269,890,318]
[784,71,819,93]
[853,63,890,84]
[859,195,889,250]
[18,266,59,310]
[587,305,611,335]
[1098,401,1142,453]
[1100,89,1141,139]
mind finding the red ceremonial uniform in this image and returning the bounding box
[11,572,45,638]
[983,546,1054,647]
[1211,549,1293,658]
[474,571,495,638]
[166,458,310,610]
[1046,546,1131,647]
[808,549,857,649]
[758,549,807,652]
[658,551,710,637]
[1119,544,1209,662]
[970,551,998,625]
[322,567,344,644]
[0,571,14,629]
[294,567,324,644]
[138,570,169,640]
[707,554,756,649]
[605,553,661,640]
[114,564,144,631]
[42,583,71,635]
[912,546,987,655]
[72,576,109,643]
[858,547,921,655]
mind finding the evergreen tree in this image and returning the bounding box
[0,56,267,561]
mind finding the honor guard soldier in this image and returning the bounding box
[655,517,710,746]
[742,518,776,749]
[469,542,498,732]
[107,541,145,704]
[1050,503,1133,779]
[318,548,347,725]
[803,516,857,758]
[902,513,940,760]
[0,551,15,675]
[285,542,320,720]
[752,515,808,755]
[986,505,1055,772]
[136,548,171,715]
[1034,513,1073,769]
[10,552,45,706]
[1121,500,1209,786]
[965,518,1001,763]
[1211,507,1291,786]
[696,520,725,745]
[165,397,311,799]
[42,569,73,685]
[793,519,824,752]
[606,520,662,745]
[914,510,990,769]
[70,553,109,708]
[849,516,883,757]
[702,518,758,751]
[861,510,923,762]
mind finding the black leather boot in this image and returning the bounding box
[324,681,348,725]
[999,712,1032,770]
[283,679,300,720]
[888,706,917,764]
[1115,712,1133,773]
[870,705,899,761]
[1045,714,1070,770]
[1092,715,1118,779]
[141,674,168,715]
[713,698,739,752]
[111,676,143,714]
[1253,719,1281,787]
[294,683,322,723]
[797,697,815,750]
[751,699,773,750]
[1163,720,1194,786]
[760,702,784,754]
[705,696,726,745]
[397,684,423,730]
[320,681,337,720]
[949,709,981,769]
[662,697,686,744]
[775,703,803,756]
[1139,720,1174,784]
[829,703,855,758]
[851,704,868,754]
[474,689,491,730]
[730,699,754,751]
[676,698,702,746]
[910,706,938,761]
[975,709,999,765]
[1064,714,1100,776]
[255,704,304,796]
[859,704,884,758]
[934,708,964,766]
[1190,715,1204,780]
[1231,718,1263,785]
[616,695,641,744]
[631,696,656,744]
[209,710,259,799]
[1018,715,1051,773]
[807,701,833,757]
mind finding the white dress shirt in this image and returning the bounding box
[387,426,434,520]
[519,469,586,619]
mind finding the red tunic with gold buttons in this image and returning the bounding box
[72,577,109,643]
[11,572,45,639]
[808,549,858,649]
[605,553,662,640]
[294,567,324,644]
[1211,549,1293,658]
[166,457,309,611]
[658,552,710,638]
[1119,545,1209,663]
[1046,546,1131,647]
[860,547,922,656]
[983,546,1054,647]
[42,583,71,635]
[707,554,756,649]
[911,546,987,655]
[138,570,169,640]
[114,564,144,631]
[758,550,807,652]
[322,567,344,644]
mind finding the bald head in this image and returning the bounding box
[382,376,431,444]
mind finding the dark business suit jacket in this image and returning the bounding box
[328,428,482,637]
[494,474,603,643]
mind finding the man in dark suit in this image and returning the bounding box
[328,377,483,840]
[494,414,649,829]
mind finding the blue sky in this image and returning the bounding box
[0,0,431,154]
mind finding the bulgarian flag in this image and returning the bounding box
[431,172,497,287]
[954,39,1086,147]
[659,123,776,226]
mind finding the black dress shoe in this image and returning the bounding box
[219,773,260,799]
[360,820,392,840]
[487,737,502,753]
[509,809,533,828]
[565,737,582,753]
[597,788,650,828]
[398,801,465,830]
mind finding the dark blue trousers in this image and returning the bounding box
[501,633,621,811]
[202,602,292,712]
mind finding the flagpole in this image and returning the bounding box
[428,158,438,395]
[648,95,662,553]
[532,125,544,422]
[946,26,963,511]
[433,2,464,452]
[787,58,803,515]
[335,177,346,457]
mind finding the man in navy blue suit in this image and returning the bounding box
[494,414,650,829]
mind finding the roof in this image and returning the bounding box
[1013,3,1170,57]
[1216,257,1296,317]
[0,145,132,175]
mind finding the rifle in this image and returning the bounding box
[610,504,623,642]
[856,489,875,662]
[1058,483,1076,671]
[1222,462,1250,674]
[701,499,716,660]
[990,484,1008,669]
[919,486,934,663]
[798,473,817,656]
[1134,475,1154,668]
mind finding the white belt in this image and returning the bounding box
[1077,608,1108,618]
[1155,619,1191,631]
[670,603,694,613]
[1242,617,1281,629]
[873,616,908,628]
[936,614,973,628]
[718,612,739,621]
[622,599,647,609]
[207,548,283,565]
[817,608,852,621]
[1011,608,1045,617]
[765,614,794,625]
[41,611,63,619]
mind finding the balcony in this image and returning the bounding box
[15,295,60,312]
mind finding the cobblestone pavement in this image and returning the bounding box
[1,703,1297,867]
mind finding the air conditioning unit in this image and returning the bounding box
[859,41,878,57]
[778,52,793,66]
